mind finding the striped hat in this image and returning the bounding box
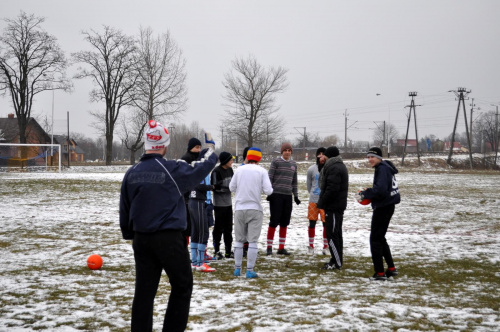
[246,147,262,162]
[144,120,170,150]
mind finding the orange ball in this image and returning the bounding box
[357,190,372,206]
[87,254,103,270]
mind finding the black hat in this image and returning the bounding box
[187,137,202,151]
[219,151,232,165]
[324,146,339,158]
[242,147,250,160]
[316,147,326,157]
[367,147,383,159]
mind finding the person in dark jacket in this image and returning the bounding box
[317,146,349,270]
[189,150,217,272]
[359,147,400,281]
[180,137,202,245]
[211,151,234,259]
[119,121,217,331]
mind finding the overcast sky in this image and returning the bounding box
[1,1,499,145]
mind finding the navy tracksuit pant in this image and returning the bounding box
[370,204,396,273]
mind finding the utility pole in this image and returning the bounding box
[343,110,357,153]
[67,111,70,168]
[402,92,421,166]
[344,111,348,152]
[294,127,306,160]
[447,88,473,169]
[470,98,475,149]
[495,105,499,167]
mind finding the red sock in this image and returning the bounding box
[377,272,385,276]
[388,267,396,271]
[278,227,287,250]
[186,236,190,246]
[308,227,315,248]
[267,226,276,248]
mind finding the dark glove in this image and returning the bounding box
[294,196,301,205]
[214,183,222,191]
[266,194,272,201]
[355,190,365,203]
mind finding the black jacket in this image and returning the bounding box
[362,160,400,208]
[317,156,349,211]
[119,151,217,239]
[180,150,200,201]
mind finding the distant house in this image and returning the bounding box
[0,113,52,166]
[444,141,462,152]
[395,139,418,153]
[53,135,85,162]
[0,113,84,166]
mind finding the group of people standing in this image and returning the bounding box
[119,119,401,331]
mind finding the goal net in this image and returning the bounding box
[0,143,62,172]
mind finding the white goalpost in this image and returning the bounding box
[0,143,62,172]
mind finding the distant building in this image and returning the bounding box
[0,113,84,166]
[395,139,418,153]
[444,141,462,152]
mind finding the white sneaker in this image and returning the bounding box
[322,248,329,255]
[307,247,315,255]
[196,263,216,272]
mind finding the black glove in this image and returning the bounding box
[266,194,272,201]
[294,196,301,205]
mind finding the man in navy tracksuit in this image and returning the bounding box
[119,120,217,331]
[359,147,400,281]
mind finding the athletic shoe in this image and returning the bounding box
[246,270,258,278]
[233,268,241,277]
[266,247,273,256]
[321,262,341,270]
[196,263,216,272]
[277,248,291,256]
[371,272,388,281]
[307,247,315,255]
[216,252,225,260]
[225,252,234,259]
[322,248,329,255]
[386,268,399,278]
[204,254,216,263]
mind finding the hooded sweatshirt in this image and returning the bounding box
[362,160,401,208]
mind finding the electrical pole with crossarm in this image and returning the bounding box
[447,88,473,169]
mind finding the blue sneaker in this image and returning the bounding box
[233,268,241,277]
[246,270,258,279]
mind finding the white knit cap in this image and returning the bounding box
[144,120,170,150]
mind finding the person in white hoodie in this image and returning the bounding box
[229,147,273,279]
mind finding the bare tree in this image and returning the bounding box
[475,111,498,152]
[0,11,72,143]
[321,134,340,147]
[72,26,137,165]
[222,55,288,147]
[120,27,188,164]
[119,109,147,164]
[132,27,187,120]
[372,122,399,147]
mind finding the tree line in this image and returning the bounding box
[1,12,498,166]
[0,11,289,165]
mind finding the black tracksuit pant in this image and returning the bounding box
[212,205,233,254]
[325,209,344,267]
[370,204,396,273]
[132,230,192,332]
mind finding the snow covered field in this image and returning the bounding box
[0,161,499,331]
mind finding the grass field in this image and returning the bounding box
[0,160,499,331]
